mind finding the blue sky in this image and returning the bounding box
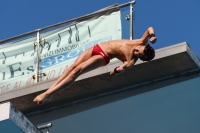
[0,0,200,57]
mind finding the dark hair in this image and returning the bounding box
[139,44,155,61]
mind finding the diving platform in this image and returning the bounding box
[0,42,199,115]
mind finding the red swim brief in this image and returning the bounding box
[92,44,110,65]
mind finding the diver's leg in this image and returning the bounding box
[33,55,106,104]
[49,47,93,89]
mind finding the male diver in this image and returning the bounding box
[33,27,157,104]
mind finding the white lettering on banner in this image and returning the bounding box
[54,55,65,64]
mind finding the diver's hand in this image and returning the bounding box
[110,66,123,76]
[150,36,157,44]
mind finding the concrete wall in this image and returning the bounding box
[28,72,200,133]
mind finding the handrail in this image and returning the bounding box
[0,1,136,44]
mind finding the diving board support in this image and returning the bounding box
[0,102,42,133]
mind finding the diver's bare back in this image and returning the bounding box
[99,39,141,62]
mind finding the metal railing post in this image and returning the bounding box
[35,31,40,83]
[130,0,135,40]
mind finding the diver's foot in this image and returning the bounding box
[33,92,51,105]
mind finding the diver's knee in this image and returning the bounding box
[71,66,82,76]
